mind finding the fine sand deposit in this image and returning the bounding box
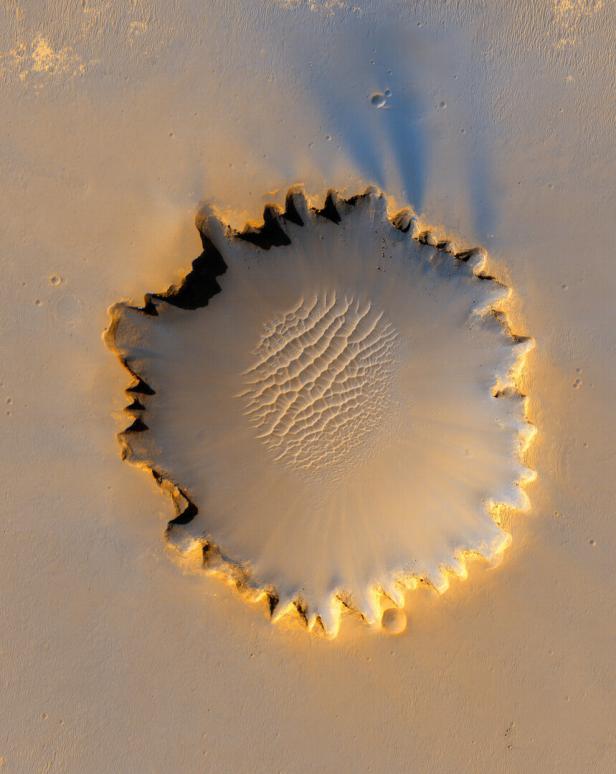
[2,1,616,772]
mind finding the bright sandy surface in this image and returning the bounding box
[1,1,615,772]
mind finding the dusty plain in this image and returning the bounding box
[1,1,615,772]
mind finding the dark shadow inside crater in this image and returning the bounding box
[114,187,491,543]
[105,187,533,635]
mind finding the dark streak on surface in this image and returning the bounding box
[283,191,305,227]
[238,205,292,250]
[153,233,228,311]
[168,496,199,528]
[315,191,341,224]
[124,416,149,433]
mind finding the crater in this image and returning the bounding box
[381,607,407,635]
[104,186,536,637]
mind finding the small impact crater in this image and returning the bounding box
[381,607,407,635]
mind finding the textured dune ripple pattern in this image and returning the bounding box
[240,294,399,476]
[105,188,536,637]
